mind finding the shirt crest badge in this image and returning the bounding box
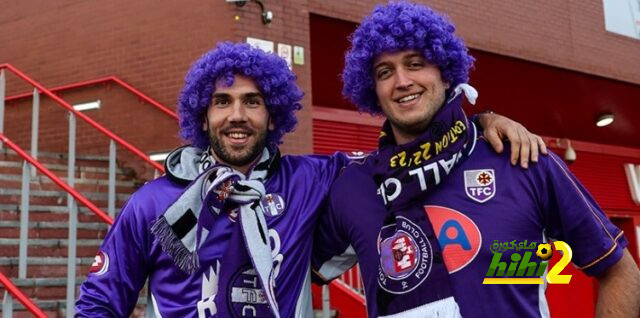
[464,169,496,203]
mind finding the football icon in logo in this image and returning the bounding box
[536,243,553,261]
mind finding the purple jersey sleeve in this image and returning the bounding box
[75,197,151,317]
[536,152,628,276]
[311,155,364,283]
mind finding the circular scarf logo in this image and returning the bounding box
[376,216,433,294]
[227,264,272,317]
[259,193,286,217]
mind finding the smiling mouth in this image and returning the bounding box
[223,130,253,144]
[395,93,422,104]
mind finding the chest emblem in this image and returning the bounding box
[376,216,433,294]
[259,193,286,217]
[464,169,496,203]
[425,205,482,273]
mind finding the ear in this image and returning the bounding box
[202,117,208,131]
[268,117,275,131]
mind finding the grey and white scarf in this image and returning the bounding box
[151,146,281,317]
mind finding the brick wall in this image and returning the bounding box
[1,0,639,159]
[308,0,640,86]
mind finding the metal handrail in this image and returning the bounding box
[0,64,164,173]
[5,76,178,121]
[0,272,47,318]
[0,132,114,225]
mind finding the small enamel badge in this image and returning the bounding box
[464,169,496,203]
[259,193,286,217]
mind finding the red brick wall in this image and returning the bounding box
[2,0,639,159]
[308,0,640,86]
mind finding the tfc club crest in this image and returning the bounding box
[227,266,271,318]
[89,251,109,276]
[259,193,286,217]
[377,216,433,294]
[464,169,496,203]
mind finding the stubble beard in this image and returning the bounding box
[389,88,446,138]
[209,129,268,167]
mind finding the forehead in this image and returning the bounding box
[214,75,261,94]
[373,49,423,66]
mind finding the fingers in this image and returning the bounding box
[501,123,520,166]
[517,127,531,169]
[484,127,504,154]
[528,133,539,164]
[537,135,548,155]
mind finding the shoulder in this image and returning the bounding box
[118,176,186,222]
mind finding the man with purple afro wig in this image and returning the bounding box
[312,1,640,318]
[77,40,554,317]
[77,42,353,317]
[179,41,302,150]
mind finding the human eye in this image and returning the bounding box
[376,67,392,80]
[212,97,229,107]
[245,96,264,108]
[408,59,425,69]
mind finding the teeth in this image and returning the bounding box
[228,133,248,139]
[398,94,420,103]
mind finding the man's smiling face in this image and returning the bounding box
[374,50,450,145]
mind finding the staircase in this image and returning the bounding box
[0,148,144,317]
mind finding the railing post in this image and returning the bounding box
[2,291,13,318]
[30,88,39,178]
[18,160,30,279]
[322,285,331,318]
[108,140,116,219]
[146,287,156,318]
[0,69,5,150]
[66,112,77,318]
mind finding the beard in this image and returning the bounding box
[209,127,268,167]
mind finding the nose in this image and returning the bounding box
[394,68,413,90]
[228,101,248,123]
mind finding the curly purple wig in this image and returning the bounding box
[178,42,303,149]
[342,1,474,114]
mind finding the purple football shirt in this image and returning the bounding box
[76,149,349,318]
[313,140,627,317]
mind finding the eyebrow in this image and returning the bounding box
[243,92,264,99]
[211,92,264,99]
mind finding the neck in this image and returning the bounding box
[391,126,422,145]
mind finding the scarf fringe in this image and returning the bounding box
[150,217,199,274]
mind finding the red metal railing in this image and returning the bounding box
[0,132,113,317]
[5,75,178,121]
[0,64,164,173]
[0,132,113,225]
[0,272,47,318]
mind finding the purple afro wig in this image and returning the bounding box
[178,42,303,149]
[342,1,474,114]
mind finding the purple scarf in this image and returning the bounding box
[372,84,477,316]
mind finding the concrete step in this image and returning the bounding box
[0,257,95,278]
[0,238,103,258]
[0,296,149,318]
[0,149,113,168]
[0,221,108,244]
[0,208,115,223]
[0,173,138,193]
[0,188,130,207]
[0,160,136,182]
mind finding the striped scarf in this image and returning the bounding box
[151,146,282,316]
